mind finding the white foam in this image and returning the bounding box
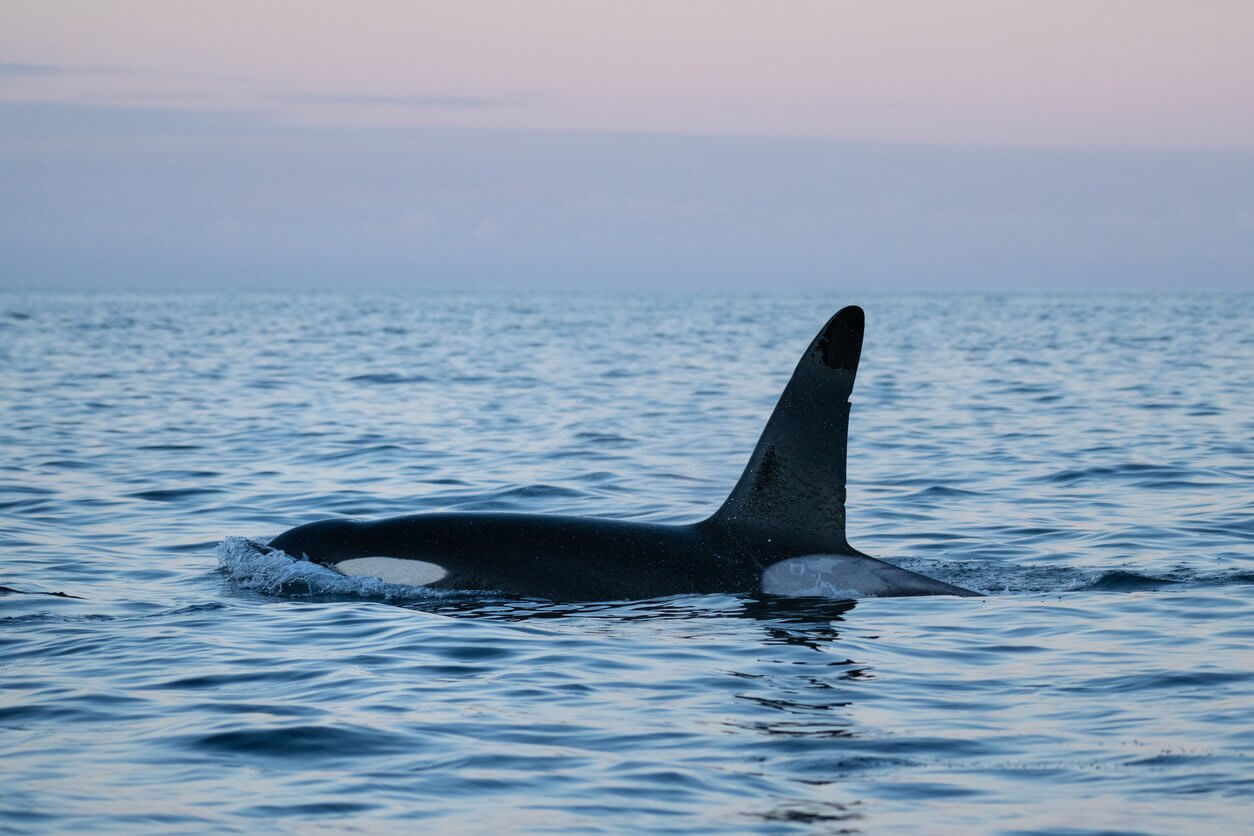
[334,557,448,587]
[215,536,452,601]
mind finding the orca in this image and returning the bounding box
[267,306,979,601]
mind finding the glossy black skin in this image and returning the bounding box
[268,512,846,601]
[267,306,978,602]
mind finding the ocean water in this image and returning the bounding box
[1,290,1251,833]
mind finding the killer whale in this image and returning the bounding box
[268,306,978,601]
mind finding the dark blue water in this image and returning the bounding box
[2,291,1251,833]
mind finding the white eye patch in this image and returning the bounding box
[334,557,448,587]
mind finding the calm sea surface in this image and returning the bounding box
[1,291,1251,833]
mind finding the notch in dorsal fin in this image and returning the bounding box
[711,305,864,553]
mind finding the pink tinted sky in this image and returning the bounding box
[2,2,1252,290]
[4,0,1253,149]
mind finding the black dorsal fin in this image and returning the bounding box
[711,305,864,553]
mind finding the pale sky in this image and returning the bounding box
[5,0,1254,148]
[2,1,1252,289]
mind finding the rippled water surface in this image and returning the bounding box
[2,291,1252,833]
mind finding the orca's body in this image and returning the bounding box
[269,306,978,601]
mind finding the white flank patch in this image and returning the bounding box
[334,557,448,587]
[761,555,891,599]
